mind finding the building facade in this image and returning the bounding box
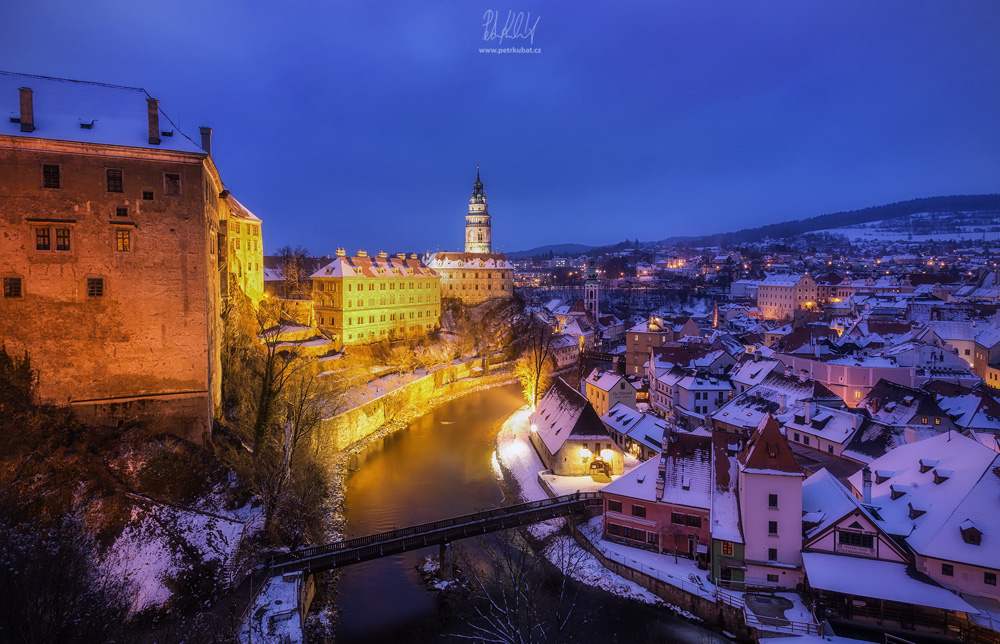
[756,273,818,320]
[426,171,514,306]
[225,194,264,304]
[311,249,441,350]
[0,72,248,443]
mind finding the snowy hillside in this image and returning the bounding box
[815,210,1000,242]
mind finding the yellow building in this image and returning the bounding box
[224,194,264,304]
[311,249,441,349]
[426,170,514,305]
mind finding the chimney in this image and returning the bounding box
[803,400,813,421]
[199,126,212,155]
[147,98,160,145]
[862,466,872,505]
[18,87,34,132]
[779,394,787,414]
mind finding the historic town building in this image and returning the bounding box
[425,171,514,306]
[311,249,441,350]
[0,72,258,443]
[756,273,818,320]
[225,194,264,304]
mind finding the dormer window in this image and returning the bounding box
[908,503,926,520]
[961,520,982,546]
[933,469,952,485]
[876,470,893,485]
[919,459,938,474]
[890,484,906,500]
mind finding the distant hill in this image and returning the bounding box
[506,243,595,259]
[660,194,1000,247]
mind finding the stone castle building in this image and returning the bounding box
[0,72,260,443]
[425,170,514,306]
[225,194,264,304]
[311,250,441,350]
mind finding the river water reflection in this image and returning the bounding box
[334,383,732,644]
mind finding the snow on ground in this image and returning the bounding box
[496,407,550,502]
[103,502,253,613]
[543,535,663,606]
[579,515,716,600]
[526,517,565,540]
[242,574,303,643]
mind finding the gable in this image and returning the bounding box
[804,509,908,563]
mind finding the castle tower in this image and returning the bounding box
[465,169,492,253]
[585,257,599,320]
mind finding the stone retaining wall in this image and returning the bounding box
[568,520,754,642]
[318,359,514,455]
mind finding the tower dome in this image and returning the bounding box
[465,168,492,253]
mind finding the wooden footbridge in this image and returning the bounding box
[263,491,602,577]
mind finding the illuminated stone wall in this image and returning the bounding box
[0,142,226,443]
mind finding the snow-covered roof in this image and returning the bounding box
[802,552,977,613]
[847,432,1000,569]
[800,469,869,540]
[731,357,783,389]
[784,404,862,447]
[660,434,713,510]
[425,251,512,270]
[1,71,204,154]
[710,434,743,544]
[601,402,665,453]
[310,254,438,279]
[530,378,611,454]
[760,274,809,287]
[602,456,660,503]
[586,368,626,392]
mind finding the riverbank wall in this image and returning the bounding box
[566,522,754,641]
[317,358,516,456]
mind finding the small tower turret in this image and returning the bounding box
[585,257,600,321]
[465,168,492,253]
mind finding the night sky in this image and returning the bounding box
[4,1,999,254]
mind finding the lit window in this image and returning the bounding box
[35,227,50,251]
[722,541,733,556]
[115,229,130,252]
[56,228,70,251]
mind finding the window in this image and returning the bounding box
[827,445,834,454]
[116,206,129,218]
[987,572,997,586]
[921,417,928,424]
[607,500,622,513]
[685,515,702,528]
[767,574,779,583]
[793,432,800,442]
[803,436,810,446]
[115,229,130,252]
[3,277,22,298]
[722,541,734,556]
[768,521,778,535]
[768,548,778,561]
[768,494,778,508]
[608,524,621,536]
[164,172,181,195]
[942,563,954,577]
[56,228,70,251]
[36,227,50,250]
[142,190,154,201]
[622,526,633,539]
[633,529,646,543]
[934,418,941,425]
[631,504,647,518]
[106,168,123,192]
[671,512,685,525]
[87,278,104,297]
[43,164,61,189]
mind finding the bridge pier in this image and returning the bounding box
[439,541,453,581]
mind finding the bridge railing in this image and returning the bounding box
[268,492,601,568]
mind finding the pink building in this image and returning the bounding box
[601,434,712,561]
[737,415,805,588]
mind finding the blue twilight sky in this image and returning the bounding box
[3,0,999,255]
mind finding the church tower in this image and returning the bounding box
[465,169,492,253]
[585,257,599,320]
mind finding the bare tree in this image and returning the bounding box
[515,318,555,410]
[450,529,589,644]
[274,245,310,300]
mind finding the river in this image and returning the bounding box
[334,383,733,644]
